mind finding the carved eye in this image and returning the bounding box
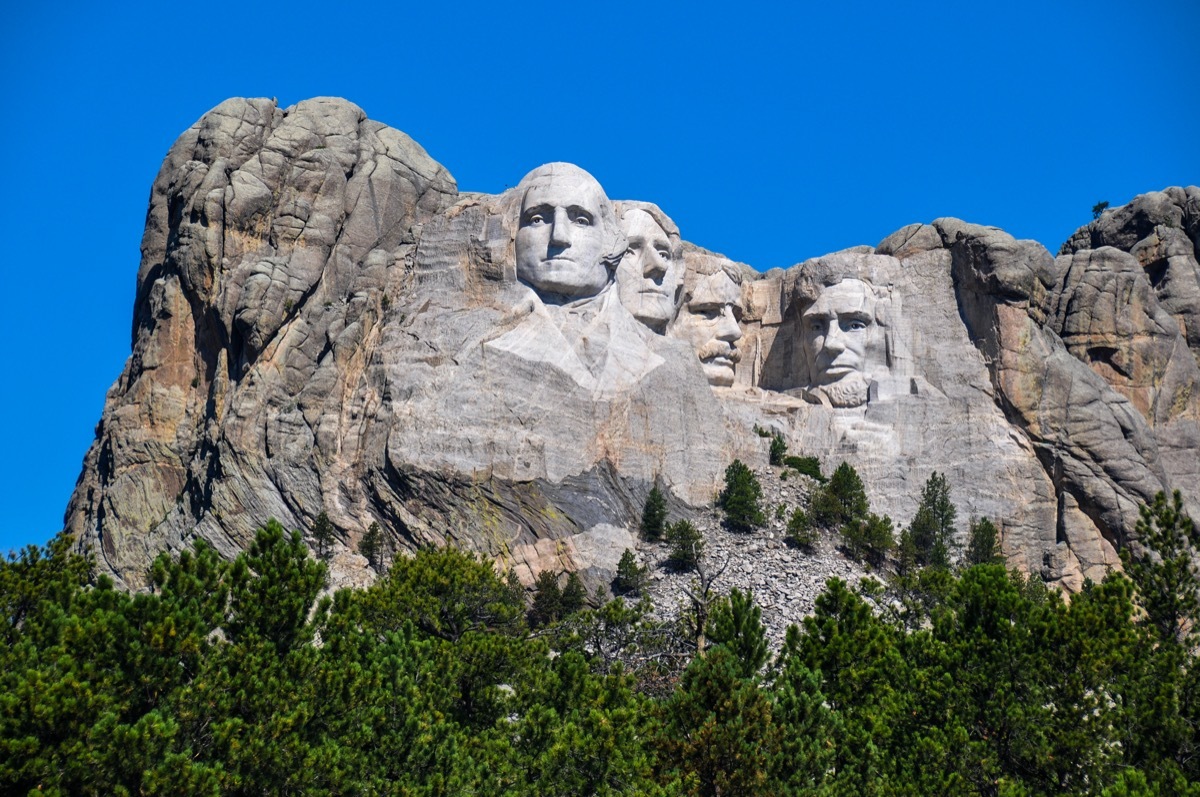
[656,248,672,260]
[809,322,824,334]
[847,319,867,331]
[572,212,593,227]
[526,213,546,226]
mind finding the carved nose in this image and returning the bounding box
[717,306,742,342]
[644,249,668,281]
[549,207,572,248]
[823,323,847,352]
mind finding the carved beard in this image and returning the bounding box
[816,374,869,408]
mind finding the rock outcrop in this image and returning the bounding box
[64,97,1200,597]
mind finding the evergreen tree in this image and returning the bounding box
[708,588,769,678]
[613,548,647,596]
[908,472,957,569]
[719,459,766,532]
[810,461,868,529]
[785,506,816,550]
[769,432,787,466]
[1120,490,1200,646]
[896,528,918,577]
[561,572,587,616]
[358,544,525,641]
[667,520,704,572]
[530,570,564,628]
[657,647,779,797]
[965,516,1002,567]
[641,485,669,541]
[358,521,384,570]
[311,510,337,559]
[842,512,895,567]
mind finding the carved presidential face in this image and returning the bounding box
[616,209,680,331]
[674,271,744,387]
[515,166,613,300]
[801,279,885,406]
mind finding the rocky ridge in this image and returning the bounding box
[64,96,1200,600]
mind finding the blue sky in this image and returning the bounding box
[1,0,1196,554]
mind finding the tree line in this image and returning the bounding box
[2,483,1198,794]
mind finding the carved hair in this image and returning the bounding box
[615,200,682,259]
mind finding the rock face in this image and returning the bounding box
[64,97,1200,596]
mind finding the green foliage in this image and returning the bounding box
[783,454,825,482]
[965,516,1002,567]
[4,494,1199,796]
[1093,200,1110,219]
[708,588,768,679]
[811,461,868,529]
[361,543,525,641]
[529,570,563,628]
[613,549,647,596]
[658,646,778,796]
[561,571,587,616]
[358,520,384,570]
[641,485,668,542]
[310,510,337,559]
[667,520,704,572]
[786,506,817,550]
[842,512,895,567]
[1121,490,1200,646]
[719,459,766,533]
[908,471,957,569]
[768,432,787,466]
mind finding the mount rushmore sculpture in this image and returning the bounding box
[64,97,1200,595]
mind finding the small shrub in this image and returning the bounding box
[786,508,817,550]
[667,520,704,572]
[1092,200,1110,220]
[775,503,787,521]
[784,455,824,483]
[769,432,787,466]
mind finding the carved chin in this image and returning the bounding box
[815,375,869,407]
[702,361,736,387]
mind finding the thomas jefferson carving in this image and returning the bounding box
[614,202,682,332]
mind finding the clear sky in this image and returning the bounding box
[1,0,1196,555]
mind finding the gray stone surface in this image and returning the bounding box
[64,96,1199,599]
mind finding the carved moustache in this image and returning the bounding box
[698,341,741,363]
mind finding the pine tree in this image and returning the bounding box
[529,570,564,628]
[1121,490,1200,646]
[667,520,704,572]
[769,432,787,466]
[908,472,957,569]
[641,485,668,541]
[810,461,868,529]
[358,521,384,570]
[613,549,647,596]
[965,517,1002,567]
[708,588,768,678]
[786,507,817,550]
[719,460,766,533]
[842,512,895,567]
[561,572,587,616]
[311,511,337,560]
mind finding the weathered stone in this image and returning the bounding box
[64,97,1199,599]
